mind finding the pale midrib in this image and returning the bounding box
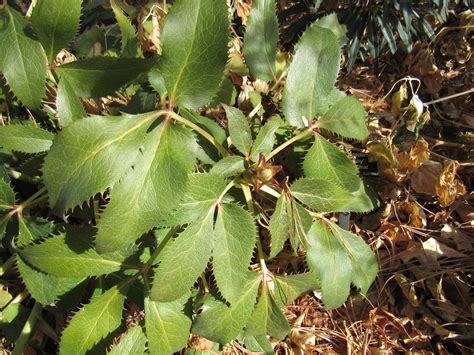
[48,0,65,60]
[77,290,123,353]
[7,9,34,104]
[150,302,174,351]
[55,114,156,206]
[169,0,202,104]
[260,1,276,80]
[307,33,323,121]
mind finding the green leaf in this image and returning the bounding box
[95,123,197,253]
[56,57,155,98]
[0,6,47,109]
[16,255,83,305]
[313,88,345,117]
[245,286,290,340]
[340,179,378,213]
[0,178,15,209]
[303,135,360,191]
[225,105,253,156]
[171,173,227,225]
[290,178,353,212]
[111,0,140,58]
[0,177,14,239]
[210,156,247,178]
[269,194,290,258]
[59,285,126,355]
[274,272,320,306]
[289,201,313,252]
[282,25,340,128]
[43,112,157,213]
[56,77,86,128]
[19,228,130,277]
[108,325,146,355]
[158,0,229,109]
[213,204,257,304]
[16,215,53,248]
[312,13,348,46]
[192,273,259,345]
[328,223,378,294]
[318,96,369,141]
[0,123,54,154]
[305,220,377,309]
[243,0,278,81]
[31,0,83,62]
[145,295,191,354]
[243,335,274,354]
[250,119,280,161]
[305,220,351,309]
[151,213,214,302]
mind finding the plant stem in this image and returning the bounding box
[424,88,474,105]
[12,302,41,355]
[266,128,312,161]
[21,187,47,210]
[167,111,230,157]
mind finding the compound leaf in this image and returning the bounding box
[192,273,259,345]
[269,194,290,258]
[111,0,139,58]
[95,123,197,253]
[225,105,253,156]
[213,204,257,304]
[0,123,54,154]
[56,77,86,128]
[151,213,214,302]
[305,220,377,309]
[318,96,369,141]
[312,13,348,46]
[328,223,378,294]
[303,135,360,191]
[158,0,229,109]
[31,0,83,62]
[0,6,47,109]
[56,57,154,98]
[59,285,126,355]
[171,173,227,225]
[19,228,130,277]
[274,272,320,306]
[0,178,15,240]
[290,178,353,212]
[305,220,352,310]
[245,286,290,340]
[108,325,146,355]
[145,295,191,354]
[0,176,15,209]
[243,0,278,81]
[250,119,280,161]
[43,112,157,213]
[16,255,83,305]
[210,156,246,178]
[282,25,340,128]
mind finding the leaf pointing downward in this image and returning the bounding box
[150,213,214,302]
[213,204,257,304]
[145,295,191,354]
